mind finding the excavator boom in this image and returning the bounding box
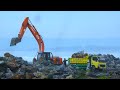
[10,17,44,52]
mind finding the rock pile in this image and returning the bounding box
[0,52,77,79]
[0,52,120,79]
[72,51,88,58]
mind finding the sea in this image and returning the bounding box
[0,38,120,62]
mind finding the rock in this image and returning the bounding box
[2,52,120,79]
[55,65,64,71]
[0,57,6,61]
[53,75,60,79]
[15,57,23,60]
[16,68,25,75]
[4,53,15,61]
[66,75,73,79]
[86,72,97,78]
[21,64,26,69]
[12,74,25,79]
[0,63,9,72]
[0,72,4,78]
[5,68,14,79]
[49,69,57,74]
[33,72,47,79]
[24,66,38,73]
[47,74,53,79]
[0,61,4,64]
[25,73,34,79]
[6,59,20,68]
[4,53,11,57]
[71,51,88,58]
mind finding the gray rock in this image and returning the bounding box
[16,68,25,75]
[0,61,4,64]
[5,68,14,79]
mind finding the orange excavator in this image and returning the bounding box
[10,17,63,65]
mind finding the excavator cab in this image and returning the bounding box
[37,52,63,65]
[37,52,53,61]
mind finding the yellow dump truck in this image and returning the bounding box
[68,55,106,70]
[89,55,106,70]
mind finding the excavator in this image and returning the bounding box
[10,17,63,65]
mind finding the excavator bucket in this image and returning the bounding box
[10,37,21,46]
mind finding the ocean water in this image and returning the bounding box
[0,38,120,62]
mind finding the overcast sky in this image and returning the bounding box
[0,11,120,39]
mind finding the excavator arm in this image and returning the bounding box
[10,17,44,52]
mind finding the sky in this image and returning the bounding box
[0,11,120,62]
[1,11,120,39]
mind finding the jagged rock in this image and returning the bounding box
[0,72,4,78]
[16,68,25,75]
[33,72,47,79]
[6,59,20,68]
[12,74,25,79]
[0,61,4,64]
[0,63,9,72]
[4,53,11,57]
[47,74,53,79]
[4,53,15,61]
[71,51,88,58]
[25,72,34,79]
[5,68,14,79]
[53,75,60,79]
[66,75,73,79]
[0,57,3,60]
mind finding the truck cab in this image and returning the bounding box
[90,55,106,70]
